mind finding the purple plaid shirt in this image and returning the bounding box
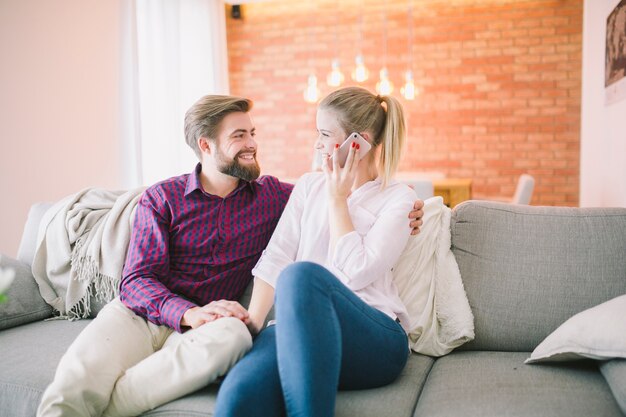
[120,164,293,332]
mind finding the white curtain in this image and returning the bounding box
[121,0,229,187]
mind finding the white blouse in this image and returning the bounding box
[252,172,416,331]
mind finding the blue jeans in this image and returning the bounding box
[214,262,409,417]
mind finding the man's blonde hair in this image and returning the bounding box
[184,95,253,159]
[319,86,406,188]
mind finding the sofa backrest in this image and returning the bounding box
[451,200,626,352]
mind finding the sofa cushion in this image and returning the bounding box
[600,359,626,415]
[413,351,624,417]
[333,353,433,417]
[1,318,433,417]
[145,353,434,417]
[526,294,626,363]
[0,319,91,416]
[451,201,626,352]
[0,254,52,330]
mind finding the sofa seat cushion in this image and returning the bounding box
[0,319,91,416]
[600,359,626,415]
[333,352,434,417]
[147,352,434,417]
[1,318,434,417]
[413,351,623,417]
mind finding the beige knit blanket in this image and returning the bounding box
[32,187,146,319]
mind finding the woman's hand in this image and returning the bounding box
[323,142,359,251]
[322,141,360,200]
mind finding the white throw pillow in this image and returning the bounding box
[393,196,474,357]
[525,294,626,364]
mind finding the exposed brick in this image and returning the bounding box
[226,0,582,206]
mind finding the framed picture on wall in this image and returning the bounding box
[605,0,626,105]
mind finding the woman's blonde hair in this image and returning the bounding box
[319,86,406,187]
[184,95,253,159]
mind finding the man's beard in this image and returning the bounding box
[216,148,261,182]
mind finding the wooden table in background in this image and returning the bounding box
[433,178,472,208]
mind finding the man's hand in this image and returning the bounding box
[409,199,424,235]
[181,300,250,329]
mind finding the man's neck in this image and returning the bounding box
[199,165,241,198]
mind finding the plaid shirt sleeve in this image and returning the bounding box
[119,189,196,333]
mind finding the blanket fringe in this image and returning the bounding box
[67,238,119,320]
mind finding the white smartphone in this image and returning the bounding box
[333,132,372,168]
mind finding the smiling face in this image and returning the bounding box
[315,108,348,159]
[203,111,260,181]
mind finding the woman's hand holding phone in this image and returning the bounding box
[333,132,372,167]
[323,137,363,252]
[322,139,361,200]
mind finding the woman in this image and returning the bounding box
[214,86,416,417]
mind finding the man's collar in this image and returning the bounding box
[184,163,204,196]
[185,163,256,197]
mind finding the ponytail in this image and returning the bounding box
[378,95,406,188]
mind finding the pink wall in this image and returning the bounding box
[0,0,124,256]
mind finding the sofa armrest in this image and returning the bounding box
[17,202,54,266]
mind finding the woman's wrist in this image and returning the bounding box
[329,195,349,208]
[247,314,264,335]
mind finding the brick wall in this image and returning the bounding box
[226,0,582,206]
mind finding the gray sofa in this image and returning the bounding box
[1,200,625,416]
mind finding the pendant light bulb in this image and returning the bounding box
[327,59,345,87]
[376,68,394,95]
[351,54,369,83]
[303,74,321,103]
[401,70,418,100]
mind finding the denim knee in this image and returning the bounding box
[276,262,331,302]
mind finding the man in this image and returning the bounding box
[38,95,424,417]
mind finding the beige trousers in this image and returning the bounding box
[37,298,252,417]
